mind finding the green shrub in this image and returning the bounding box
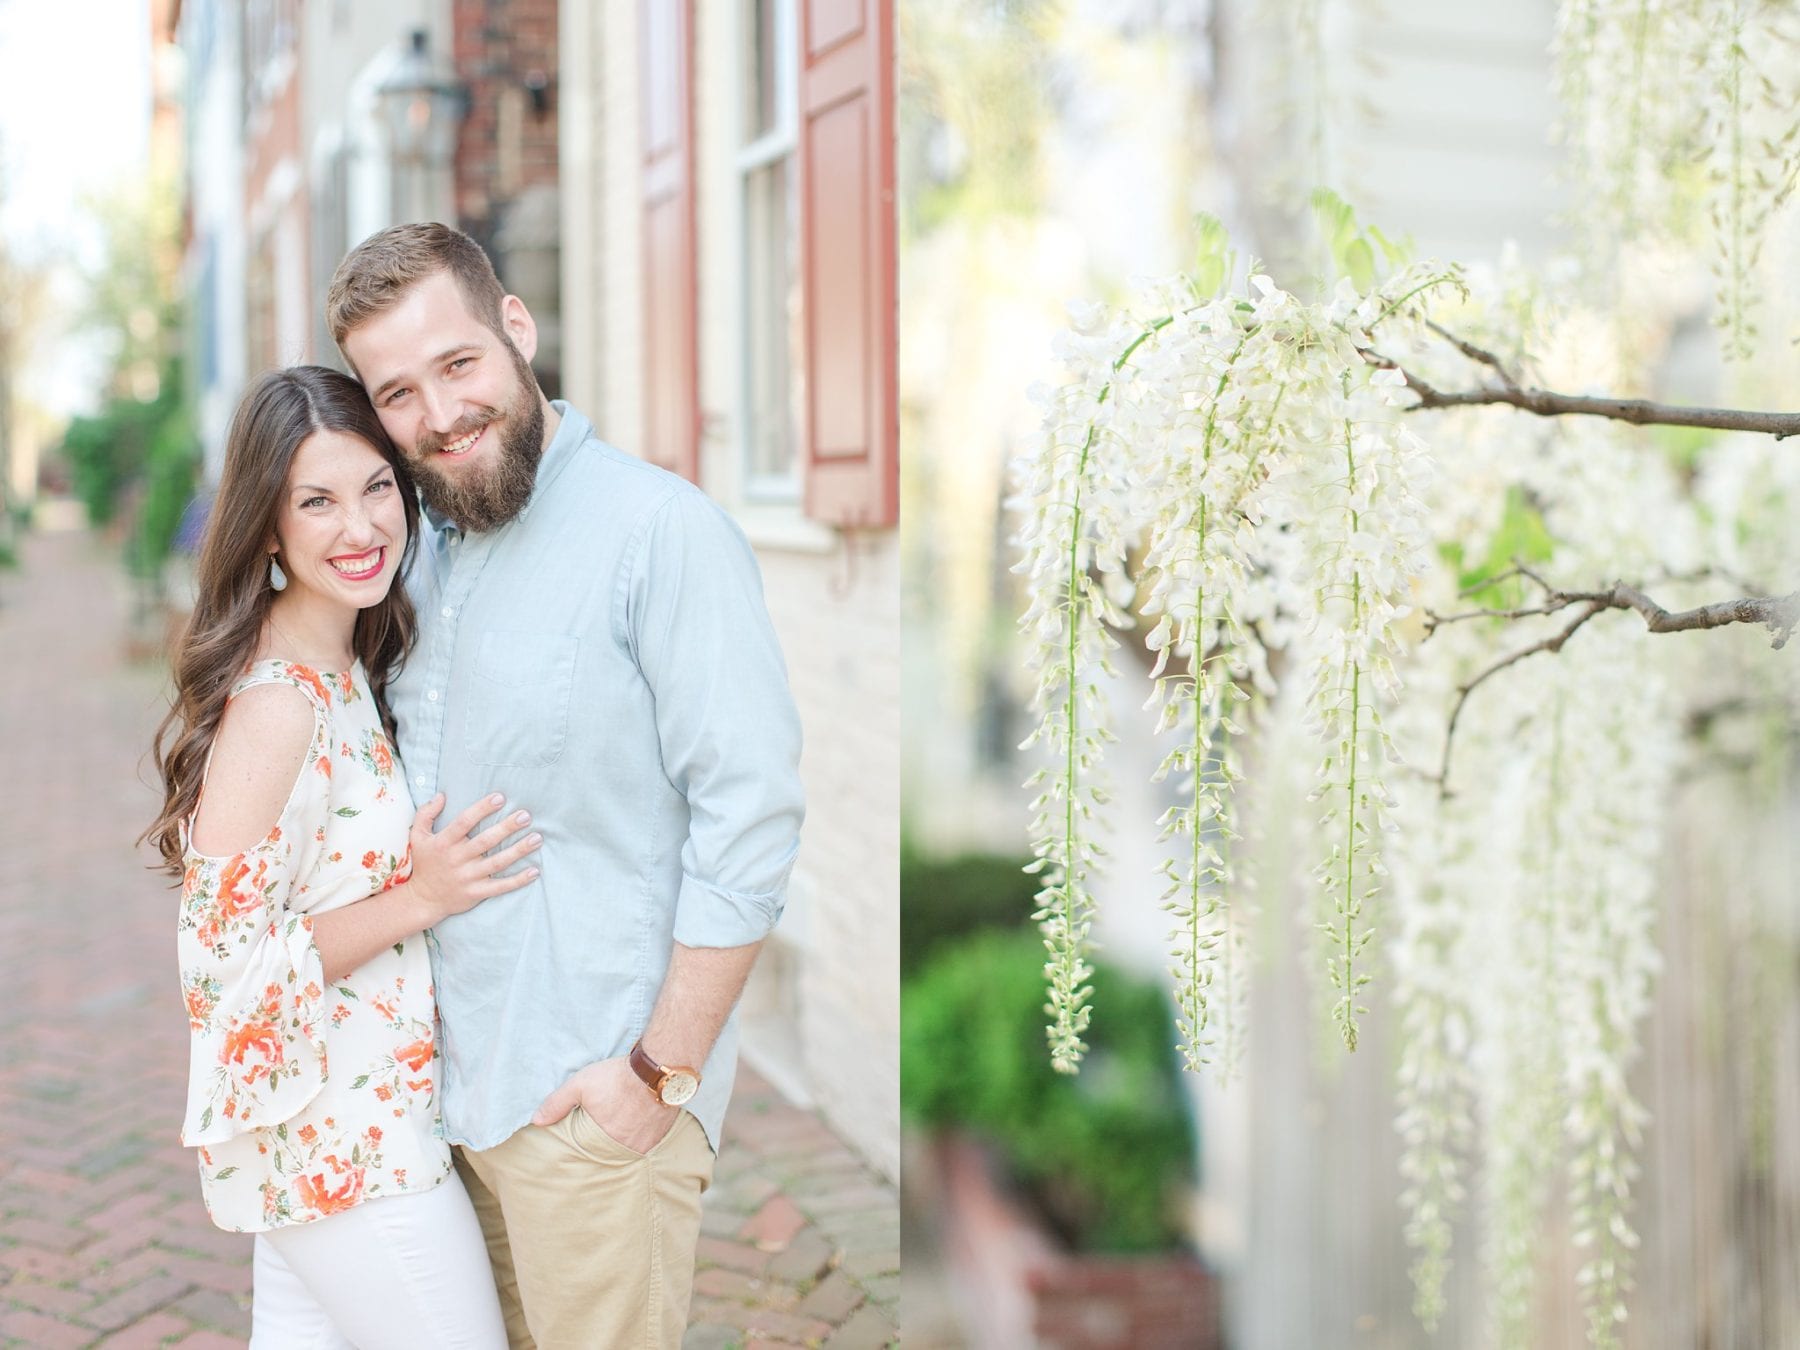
[129,398,197,580]
[902,929,1195,1252]
[62,407,143,527]
[900,841,1040,975]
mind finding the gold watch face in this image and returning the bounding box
[660,1070,700,1106]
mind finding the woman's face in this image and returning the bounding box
[270,429,407,610]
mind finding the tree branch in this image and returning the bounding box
[1431,567,1799,794]
[1437,602,1605,794]
[1503,562,1800,645]
[1423,320,1521,392]
[1404,382,1800,437]
[1364,324,1800,437]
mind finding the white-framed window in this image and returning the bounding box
[735,0,804,503]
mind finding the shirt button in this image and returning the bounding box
[441,606,454,618]
[415,775,428,788]
[427,689,439,702]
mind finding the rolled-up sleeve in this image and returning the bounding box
[626,488,805,949]
[177,704,332,1146]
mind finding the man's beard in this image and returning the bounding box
[407,342,546,533]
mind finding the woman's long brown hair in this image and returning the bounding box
[143,366,421,874]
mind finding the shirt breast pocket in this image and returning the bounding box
[465,631,580,767]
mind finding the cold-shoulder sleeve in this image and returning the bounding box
[177,675,334,1146]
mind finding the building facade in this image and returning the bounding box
[560,0,900,1178]
[180,0,558,476]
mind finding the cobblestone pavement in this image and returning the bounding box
[0,522,898,1349]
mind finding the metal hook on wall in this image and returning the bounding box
[829,511,867,602]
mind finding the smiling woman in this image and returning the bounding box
[274,435,407,615]
[140,365,541,1347]
[142,366,423,863]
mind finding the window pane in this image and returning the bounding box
[745,157,801,485]
[742,0,780,142]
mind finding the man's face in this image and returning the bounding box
[342,269,546,532]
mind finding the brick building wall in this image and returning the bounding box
[451,0,561,248]
[242,19,308,373]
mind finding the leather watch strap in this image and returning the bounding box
[628,1041,667,1097]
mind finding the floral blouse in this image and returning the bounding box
[177,660,451,1232]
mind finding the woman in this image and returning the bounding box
[144,366,535,1348]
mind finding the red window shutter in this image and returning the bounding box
[640,0,700,483]
[798,0,897,528]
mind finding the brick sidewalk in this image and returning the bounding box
[0,523,897,1349]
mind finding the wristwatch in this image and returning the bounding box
[629,1041,701,1107]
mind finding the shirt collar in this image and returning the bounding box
[419,399,589,537]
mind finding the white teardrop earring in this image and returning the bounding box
[269,555,288,592]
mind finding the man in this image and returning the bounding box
[325,222,805,1348]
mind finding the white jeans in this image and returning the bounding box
[249,1171,507,1350]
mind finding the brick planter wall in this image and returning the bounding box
[930,1133,1222,1350]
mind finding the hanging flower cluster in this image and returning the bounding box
[1012,218,1461,1075]
[1553,0,1800,355]
[1011,217,1742,1344]
[1367,262,1694,1346]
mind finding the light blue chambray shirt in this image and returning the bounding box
[390,402,805,1153]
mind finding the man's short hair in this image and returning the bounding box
[327,222,508,351]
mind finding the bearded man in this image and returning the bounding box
[326,222,805,1349]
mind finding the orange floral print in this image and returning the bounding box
[285,664,332,708]
[183,976,220,1030]
[181,660,450,1234]
[220,1021,284,1070]
[296,1164,364,1217]
[193,855,273,950]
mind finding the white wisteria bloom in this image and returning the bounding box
[1009,213,1777,1347]
[1012,247,1460,1071]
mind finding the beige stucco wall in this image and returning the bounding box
[560,0,899,1181]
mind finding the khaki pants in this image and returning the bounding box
[454,1108,715,1350]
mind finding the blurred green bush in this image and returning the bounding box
[902,927,1195,1252]
[57,354,197,579]
[900,841,1040,975]
[129,394,197,581]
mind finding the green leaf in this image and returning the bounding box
[1344,238,1376,291]
[1191,212,1233,298]
[214,1166,238,1180]
[1460,485,1555,602]
[333,806,362,817]
[352,1074,371,1089]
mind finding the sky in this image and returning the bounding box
[0,0,154,416]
